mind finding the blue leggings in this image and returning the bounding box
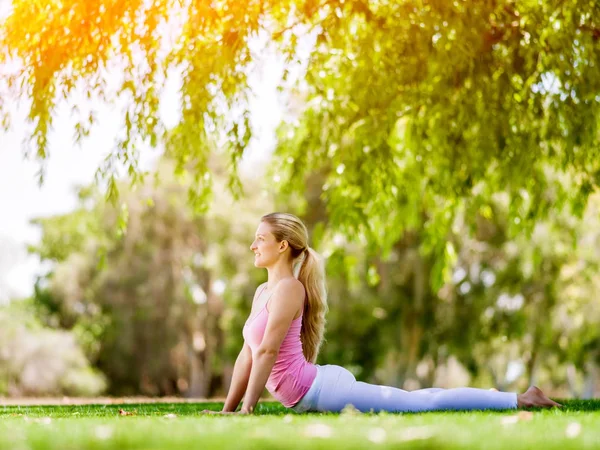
[291,364,518,413]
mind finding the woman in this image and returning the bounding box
[203,212,561,415]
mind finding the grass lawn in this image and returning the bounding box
[2,399,600,449]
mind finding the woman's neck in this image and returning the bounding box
[265,260,294,290]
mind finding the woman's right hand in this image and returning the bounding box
[201,409,239,415]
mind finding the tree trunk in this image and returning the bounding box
[187,346,207,398]
[187,304,208,398]
[402,249,425,388]
[583,354,598,399]
[566,364,580,398]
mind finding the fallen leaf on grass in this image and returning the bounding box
[118,409,136,416]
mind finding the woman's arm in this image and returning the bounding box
[222,342,253,412]
[241,279,305,413]
[221,283,267,412]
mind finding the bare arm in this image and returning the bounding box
[221,283,267,412]
[241,279,305,414]
[222,342,253,412]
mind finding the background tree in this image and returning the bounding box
[30,158,274,397]
[0,297,106,397]
[2,0,599,259]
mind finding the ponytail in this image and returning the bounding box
[296,247,328,363]
[260,212,329,363]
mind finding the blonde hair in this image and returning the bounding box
[261,212,328,363]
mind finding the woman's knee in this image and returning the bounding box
[420,392,442,410]
[403,391,440,412]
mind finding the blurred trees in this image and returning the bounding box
[0,298,106,396]
[294,170,600,395]
[440,187,600,396]
[28,159,273,397]
[6,159,599,399]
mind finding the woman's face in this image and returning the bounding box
[250,221,285,268]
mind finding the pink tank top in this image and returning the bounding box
[242,285,317,408]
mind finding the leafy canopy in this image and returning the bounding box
[2,0,600,256]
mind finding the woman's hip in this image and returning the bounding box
[290,364,356,413]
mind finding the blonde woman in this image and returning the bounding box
[203,213,560,415]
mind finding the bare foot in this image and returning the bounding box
[517,386,562,408]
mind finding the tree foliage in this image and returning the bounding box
[2,0,600,259]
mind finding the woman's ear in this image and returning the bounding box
[279,240,289,253]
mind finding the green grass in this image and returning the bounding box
[2,400,600,449]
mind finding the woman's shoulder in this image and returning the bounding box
[250,282,267,302]
[275,277,305,297]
